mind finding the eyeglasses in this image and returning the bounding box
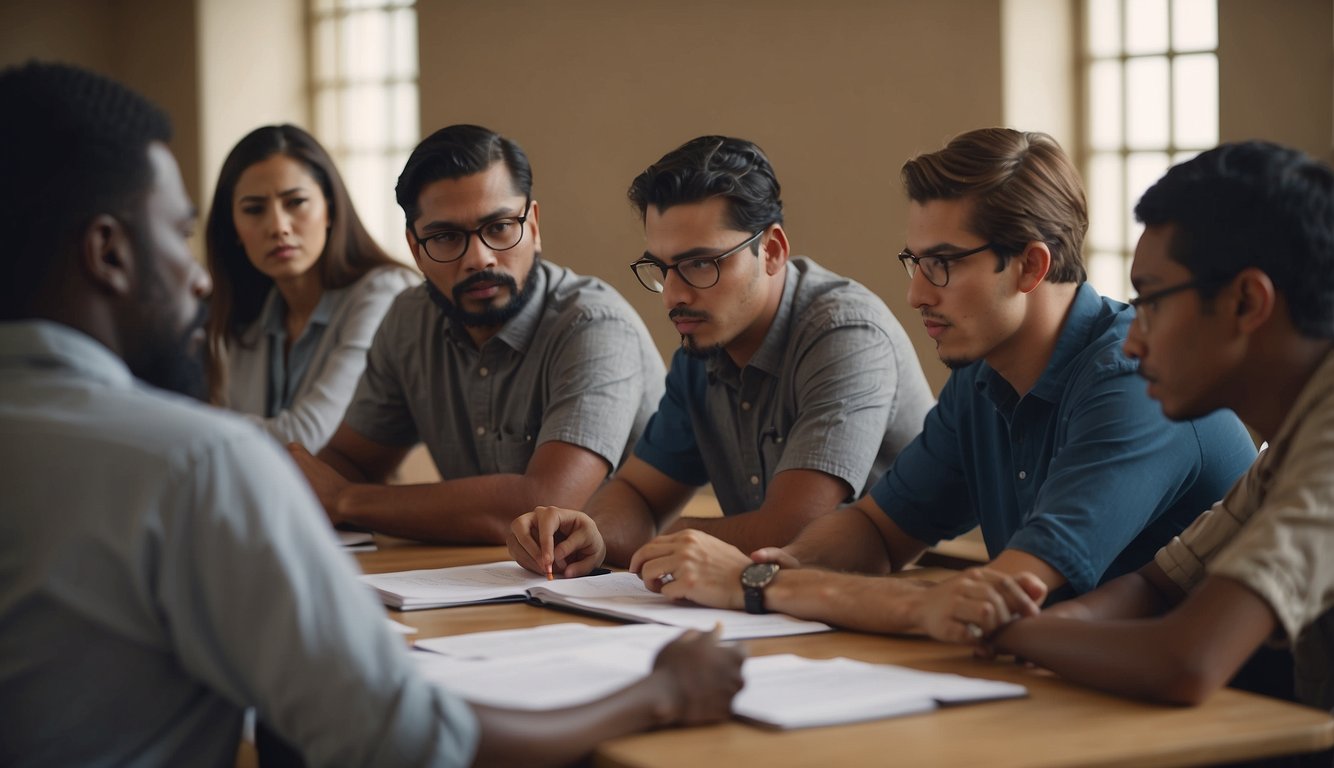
[1128,276,1228,333]
[629,229,765,292]
[898,242,994,287]
[414,197,531,263]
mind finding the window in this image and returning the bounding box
[1083,0,1217,300]
[310,0,419,258]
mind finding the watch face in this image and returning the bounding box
[741,562,779,588]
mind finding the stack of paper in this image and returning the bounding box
[336,530,376,552]
[410,623,1028,726]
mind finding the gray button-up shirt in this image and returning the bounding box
[634,257,933,515]
[345,260,664,478]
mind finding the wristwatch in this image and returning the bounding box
[741,562,780,614]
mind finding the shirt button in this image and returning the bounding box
[479,367,489,377]
[775,436,784,444]
[1017,470,1027,480]
[750,475,760,486]
[475,426,487,437]
[741,401,752,411]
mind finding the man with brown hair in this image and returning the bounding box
[578,128,1257,642]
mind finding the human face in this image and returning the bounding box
[128,143,212,397]
[904,198,1025,369]
[232,154,329,286]
[1123,224,1232,420]
[408,162,540,330]
[643,197,771,361]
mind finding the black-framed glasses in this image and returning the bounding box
[629,229,765,293]
[1128,275,1229,333]
[898,242,994,287]
[414,197,531,263]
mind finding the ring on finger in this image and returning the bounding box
[659,572,676,586]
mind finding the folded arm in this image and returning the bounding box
[297,424,611,544]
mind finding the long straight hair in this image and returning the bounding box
[204,124,406,405]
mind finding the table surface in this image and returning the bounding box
[357,538,1334,768]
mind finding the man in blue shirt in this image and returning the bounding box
[552,129,1256,643]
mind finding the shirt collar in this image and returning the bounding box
[1270,348,1334,448]
[706,261,796,383]
[260,285,339,339]
[0,320,136,389]
[976,282,1107,405]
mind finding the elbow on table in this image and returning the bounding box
[1145,661,1227,707]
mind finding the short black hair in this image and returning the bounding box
[395,124,532,229]
[0,60,172,320]
[1135,141,1334,339]
[627,136,784,238]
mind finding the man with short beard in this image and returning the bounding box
[508,135,934,573]
[289,124,664,544]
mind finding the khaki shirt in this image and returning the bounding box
[1156,351,1334,712]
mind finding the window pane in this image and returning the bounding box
[342,84,388,151]
[1172,0,1217,51]
[314,87,341,149]
[313,18,338,87]
[1172,54,1217,147]
[1125,0,1168,54]
[1086,0,1121,57]
[342,9,389,82]
[391,81,418,148]
[1089,251,1130,301]
[1088,153,1124,252]
[390,7,417,79]
[1126,56,1169,149]
[1125,152,1170,246]
[1088,61,1123,150]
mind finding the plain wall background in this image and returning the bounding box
[2,0,1331,393]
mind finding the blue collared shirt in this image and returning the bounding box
[870,283,1257,594]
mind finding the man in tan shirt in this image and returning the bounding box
[983,141,1334,727]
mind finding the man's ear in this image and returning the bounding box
[761,224,790,276]
[527,198,541,254]
[1015,241,1052,293]
[82,214,135,298]
[1231,267,1276,334]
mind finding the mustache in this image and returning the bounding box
[668,308,709,322]
[920,310,948,324]
[453,270,517,300]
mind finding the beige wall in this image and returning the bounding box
[417,0,1006,393]
[0,0,202,203]
[1218,0,1334,165]
[4,0,1332,392]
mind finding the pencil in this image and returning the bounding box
[545,561,554,581]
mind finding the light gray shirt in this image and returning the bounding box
[345,260,665,478]
[226,265,416,451]
[0,321,478,767]
[634,257,934,515]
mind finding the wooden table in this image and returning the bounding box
[357,539,1334,768]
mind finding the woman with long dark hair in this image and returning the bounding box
[206,124,414,450]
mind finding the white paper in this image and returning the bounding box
[528,572,832,640]
[360,562,546,609]
[411,645,656,710]
[415,622,682,660]
[733,654,1027,729]
[336,530,376,552]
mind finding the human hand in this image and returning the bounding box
[286,443,350,524]
[650,625,746,727]
[917,567,1048,645]
[506,505,606,578]
[628,530,751,611]
[748,546,802,569]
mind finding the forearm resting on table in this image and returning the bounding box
[589,478,675,568]
[335,474,572,544]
